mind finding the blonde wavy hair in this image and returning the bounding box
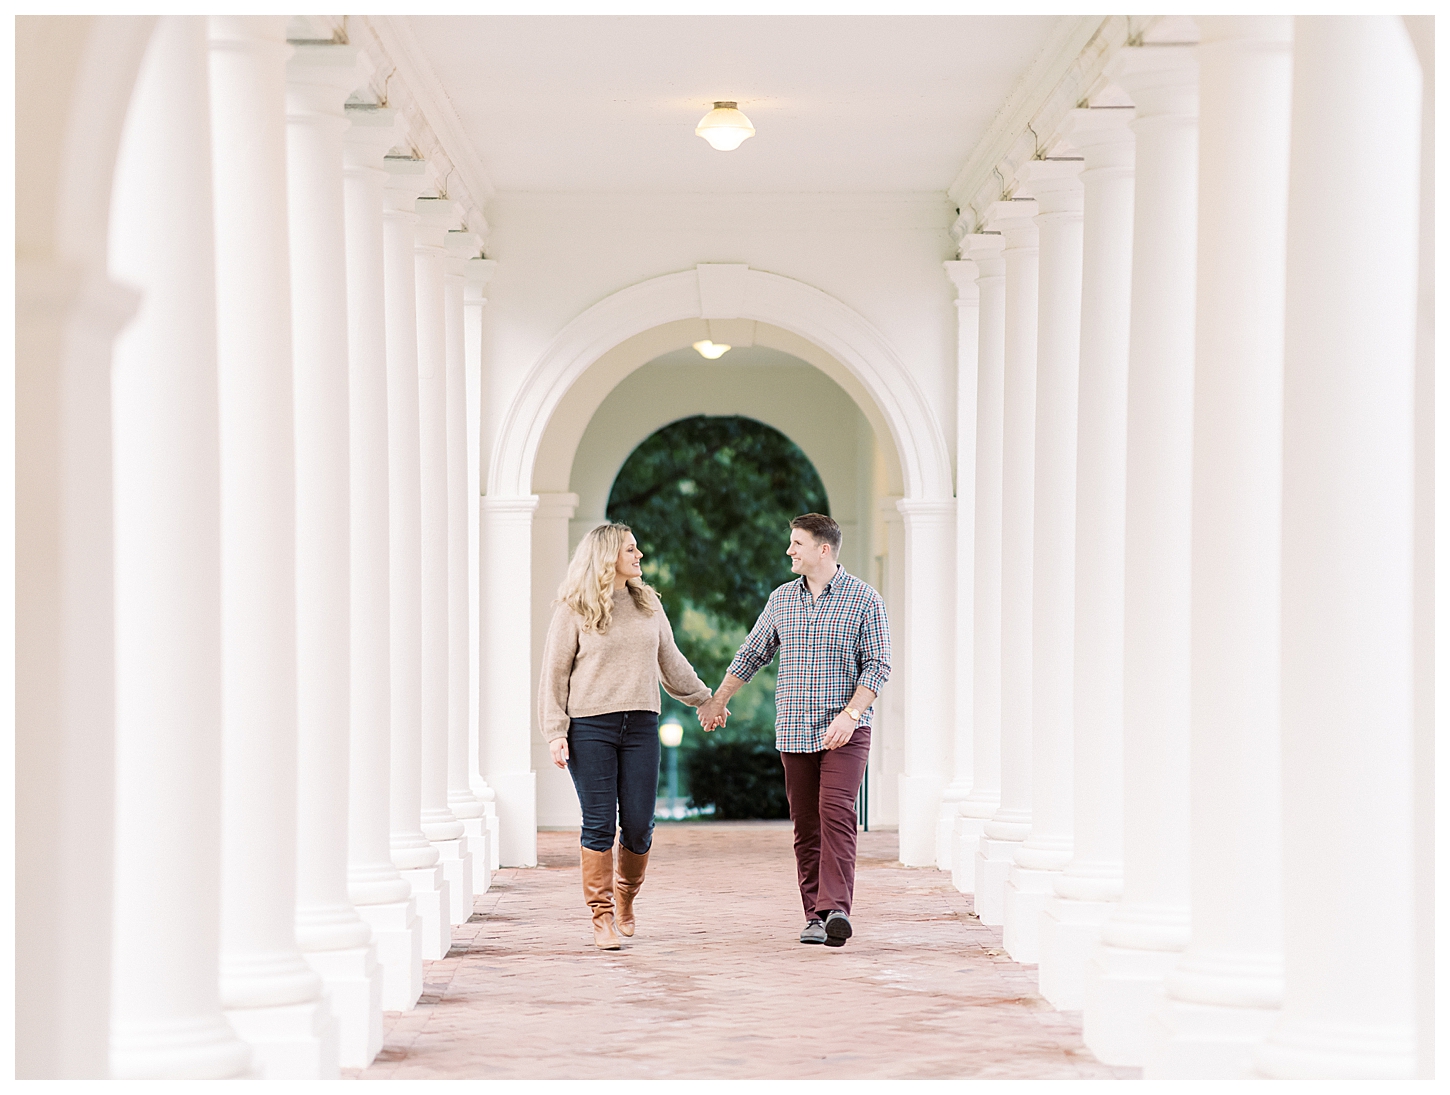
[556,523,658,633]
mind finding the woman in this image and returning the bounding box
[539,523,715,950]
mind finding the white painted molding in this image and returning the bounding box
[947,16,1106,206]
[488,267,953,502]
[347,15,494,242]
[948,14,1167,236]
[696,264,750,319]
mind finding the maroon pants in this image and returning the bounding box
[780,727,870,920]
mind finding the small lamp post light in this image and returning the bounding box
[659,719,684,819]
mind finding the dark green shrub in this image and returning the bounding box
[686,739,791,820]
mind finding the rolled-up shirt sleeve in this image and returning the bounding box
[855,595,891,695]
[728,597,781,683]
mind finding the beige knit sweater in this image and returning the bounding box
[538,589,712,742]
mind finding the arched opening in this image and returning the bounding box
[605,413,827,822]
[507,300,946,852]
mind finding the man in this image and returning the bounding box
[697,513,891,948]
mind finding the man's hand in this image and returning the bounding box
[549,737,569,769]
[697,696,730,732]
[822,709,858,750]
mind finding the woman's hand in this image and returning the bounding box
[549,737,569,769]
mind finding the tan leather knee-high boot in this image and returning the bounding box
[614,846,649,938]
[580,846,621,950]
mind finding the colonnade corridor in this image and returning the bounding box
[347,824,1135,1080]
[16,12,1435,1083]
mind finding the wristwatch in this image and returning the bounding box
[844,706,861,722]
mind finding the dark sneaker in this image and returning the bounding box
[799,918,827,945]
[824,910,853,948]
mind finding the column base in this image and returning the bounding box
[1037,894,1116,1010]
[951,815,987,894]
[432,837,473,924]
[490,770,537,867]
[460,816,493,894]
[1143,994,1279,1079]
[400,864,451,960]
[974,836,1020,925]
[110,1016,253,1080]
[223,997,338,1080]
[1253,1019,1417,1079]
[302,943,382,1069]
[356,898,421,1012]
[1083,941,1181,1066]
[897,773,946,867]
[486,810,500,872]
[1002,863,1058,964]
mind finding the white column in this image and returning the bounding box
[1082,44,1199,1068]
[1002,159,1084,966]
[464,258,501,872]
[381,158,451,961]
[1255,15,1422,1079]
[284,42,382,1070]
[938,259,979,874]
[480,495,540,867]
[106,16,250,1080]
[974,199,1038,925]
[1038,107,1135,1010]
[341,104,423,1014]
[532,493,584,830]
[954,233,1006,895]
[1146,15,1294,1079]
[896,498,955,868]
[446,233,492,893]
[415,197,472,924]
[208,15,335,1076]
[870,496,908,829]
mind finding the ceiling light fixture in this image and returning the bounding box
[693,340,731,360]
[695,101,755,151]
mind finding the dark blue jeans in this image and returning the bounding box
[566,710,659,854]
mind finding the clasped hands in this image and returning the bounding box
[697,695,730,733]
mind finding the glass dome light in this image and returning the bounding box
[659,720,685,748]
[695,101,755,151]
[692,340,731,360]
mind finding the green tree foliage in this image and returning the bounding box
[606,416,828,815]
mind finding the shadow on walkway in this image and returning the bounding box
[346,822,1138,1080]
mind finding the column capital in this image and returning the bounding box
[1107,45,1199,120]
[382,156,432,214]
[944,260,980,305]
[984,198,1039,248]
[1059,107,1136,171]
[285,42,367,119]
[464,258,498,303]
[897,497,956,524]
[1013,158,1084,216]
[480,494,539,519]
[414,196,463,250]
[534,492,580,521]
[962,232,1006,279]
[342,104,403,170]
[445,230,483,278]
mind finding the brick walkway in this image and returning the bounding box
[346,822,1138,1080]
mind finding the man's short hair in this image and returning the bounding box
[790,512,842,556]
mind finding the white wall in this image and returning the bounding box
[477,192,960,493]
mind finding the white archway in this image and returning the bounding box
[488,265,953,502]
[479,266,958,869]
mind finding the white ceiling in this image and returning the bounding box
[405,15,1062,194]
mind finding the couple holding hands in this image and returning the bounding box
[539,513,892,951]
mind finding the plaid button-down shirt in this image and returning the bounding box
[728,566,892,753]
